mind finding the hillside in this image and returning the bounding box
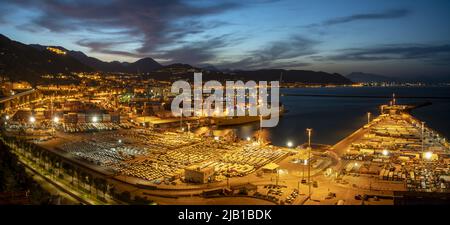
[0,34,352,85]
[0,34,92,82]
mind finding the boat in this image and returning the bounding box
[213,104,285,126]
[214,115,261,126]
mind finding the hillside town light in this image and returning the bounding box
[29,116,36,123]
[5,115,9,120]
[382,149,389,156]
[53,117,59,123]
[246,137,251,141]
[92,116,98,123]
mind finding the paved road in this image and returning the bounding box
[330,126,371,156]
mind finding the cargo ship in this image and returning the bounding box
[213,104,285,126]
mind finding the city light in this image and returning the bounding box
[287,141,293,148]
[424,151,433,160]
[0,0,448,208]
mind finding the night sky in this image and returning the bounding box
[1,0,449,78]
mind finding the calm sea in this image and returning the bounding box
[226,86,450,146]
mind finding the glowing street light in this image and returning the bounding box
[29,116,36,123]
[287,141,293,148]
[246,137,251,141]
[53,117,60,123]
[424,151,433,160]
[382,149,389,156]
[214,136,220,141]
[118,139,122,144]
[5,115,9,120]
[92,116,98,123]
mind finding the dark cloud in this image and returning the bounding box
[152,34,241,65]
[6,0,240,54]
[306,9,411,28]
[319,44,450,65]
[76,39,145,58]
[324,9,411,25]
[217,36,318,69]
[0,3,14,24]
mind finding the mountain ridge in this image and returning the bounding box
[0,33,352,85]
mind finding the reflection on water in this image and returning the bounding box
[220,86,450,146]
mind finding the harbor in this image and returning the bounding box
[1,95,449,205]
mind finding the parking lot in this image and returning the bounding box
[36,128,290,185]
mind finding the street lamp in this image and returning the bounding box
[180,108,183,131]
[29,116,36,123]
[246,137,251,141]
[92,116,98,123]
[186,122,191,133]
[382,149,389,156]
[421,122,425,154]
[118,139,122,144]
[53,117,60,123]
[5,115,9,120]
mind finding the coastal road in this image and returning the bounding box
[330,127,370,156]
